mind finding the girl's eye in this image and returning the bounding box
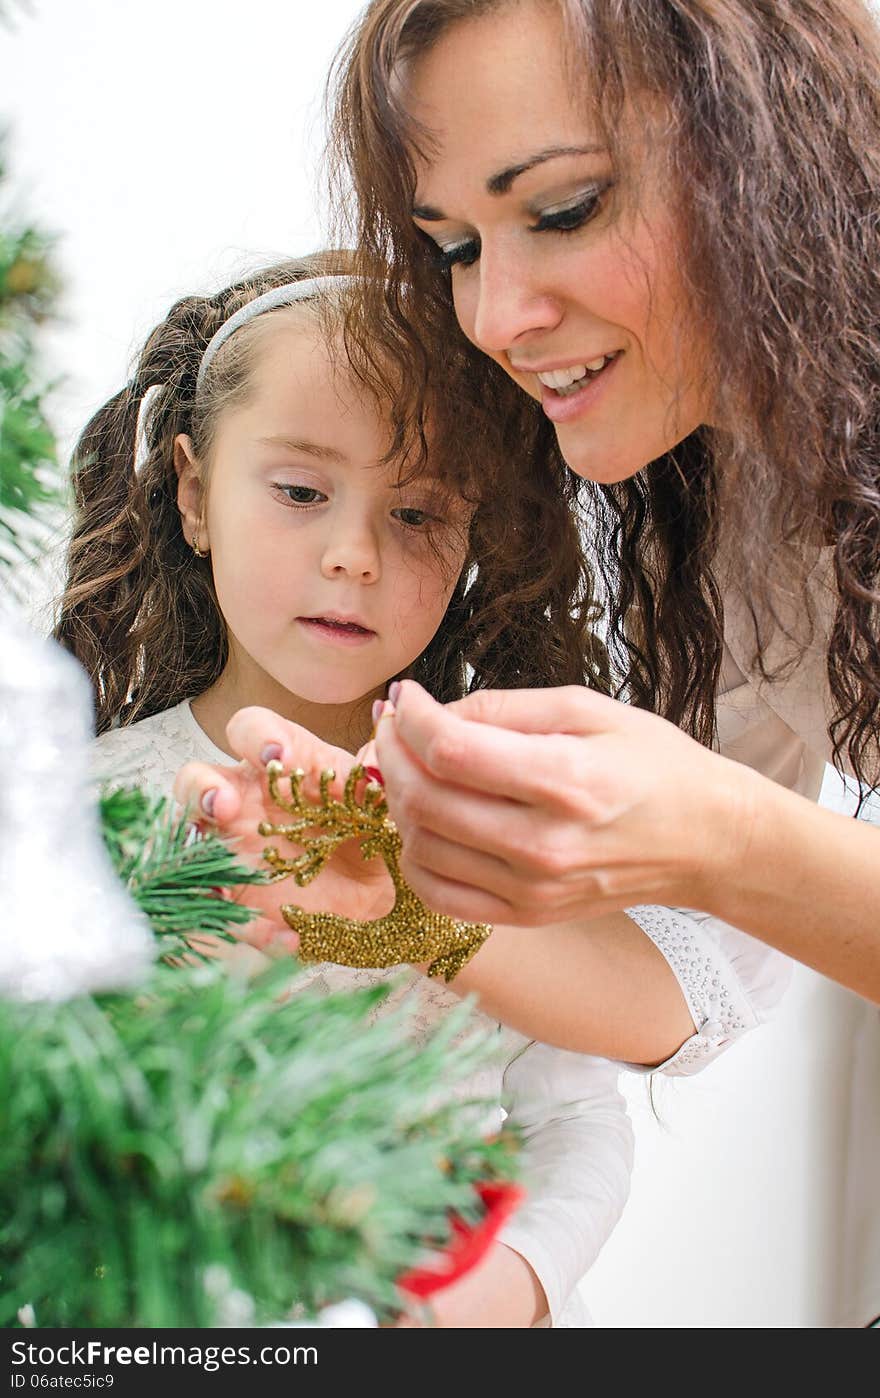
[433,237,481,272]
[531,185,609,235]
[392,506,433,528]
[274,484,327,506]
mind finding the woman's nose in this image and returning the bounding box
[465,242,562,355]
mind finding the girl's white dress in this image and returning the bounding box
[93,695,793,1326]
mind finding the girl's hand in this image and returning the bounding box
[173,706,394,952]
[396,1243,548,1328]
[373,681,758,927]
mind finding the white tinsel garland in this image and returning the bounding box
[0,613,153,1001]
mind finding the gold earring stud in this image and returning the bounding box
[191,533,208,558]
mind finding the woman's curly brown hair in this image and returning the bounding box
[328,0,880,791]
[55,250,606,733]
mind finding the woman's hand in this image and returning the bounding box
[373,681,758,927]
[173,706,394,952]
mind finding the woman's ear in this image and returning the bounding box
[174,433,208,552]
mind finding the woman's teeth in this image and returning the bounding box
[537,355,615,396]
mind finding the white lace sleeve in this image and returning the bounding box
[623,905,793,1076]
[496,1040,633,1325]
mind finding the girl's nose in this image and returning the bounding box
[466,242,562,355]
[320,520,381,582]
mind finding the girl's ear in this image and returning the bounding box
[174,434,208,552]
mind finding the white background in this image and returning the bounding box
[3,0,878,1328]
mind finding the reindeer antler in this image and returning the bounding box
[259,761,389,884]
[257,761,491,981]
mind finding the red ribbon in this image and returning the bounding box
[397,1181,525,1300]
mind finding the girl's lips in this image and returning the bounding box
[538,352,621,425]
[296,616,376,646]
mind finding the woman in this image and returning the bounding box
[318,0,880,1003]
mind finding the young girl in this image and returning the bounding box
[56,254,638,1327]
[56,254,783,1324]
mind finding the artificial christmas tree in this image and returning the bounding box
[0,12,519,1326]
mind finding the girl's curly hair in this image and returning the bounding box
[55,250,606,733]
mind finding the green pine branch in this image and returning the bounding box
[0,41,520,1327]
[100,785,268,958]
[0,141,64,572]
[0,962,518,1327]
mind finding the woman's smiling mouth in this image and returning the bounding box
[531,352,622,422]
[535,353,619,396]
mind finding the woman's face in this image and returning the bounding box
[408,1,712,483]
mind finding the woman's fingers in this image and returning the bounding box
[440,682,631,736]
[376,683,574,803]
[400,825,591,925]
[398,855,516,926]
[400,826,516,901]
[396,776,578,871]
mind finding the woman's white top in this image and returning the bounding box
[717,550,838,800]
[92,657,806,1324]
[623,556,843,1074]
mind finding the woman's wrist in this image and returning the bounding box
[690,749,828,935]
[688,749,771,916]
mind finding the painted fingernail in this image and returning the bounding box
[388,681,401,704]
[201,788,217,818]
[260,743,283,765]
[371,699,383,725]
[364,765,385,787]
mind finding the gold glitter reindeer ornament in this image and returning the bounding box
[259,761,492,981]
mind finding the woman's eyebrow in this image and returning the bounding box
[413,143,606,217]
[258,435,346,462]
[486,143,605,195]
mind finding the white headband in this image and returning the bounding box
[194,275,358,395]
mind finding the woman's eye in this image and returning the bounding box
[275,484,326,506]
[532,186,608,234]
[393,506,433,528]
[433,237,480,271]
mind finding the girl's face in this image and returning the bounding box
[408,1,712,483]
[176,315,469,736]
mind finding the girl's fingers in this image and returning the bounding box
[173,760,246,826]
[225,706,358,791]
[355,736,378,770]
[238,918,300,955]
[225,706,312,769]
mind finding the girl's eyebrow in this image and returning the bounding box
[413,142,606,219]
[258,435,346,462]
